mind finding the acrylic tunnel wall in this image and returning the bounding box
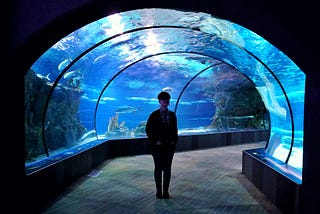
[25,9,305,179]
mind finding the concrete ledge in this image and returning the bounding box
[242,148,301,214]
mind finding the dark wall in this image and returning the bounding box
[7,0,319,213]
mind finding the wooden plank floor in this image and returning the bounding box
[42,142,282,214]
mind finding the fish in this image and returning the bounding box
[58,58,72,71]
[115,106,142,113]
[162,86,174,93]
[63,70,82,79]
[93,53,108,64]
[126,97,148,101]
[79,130,96,142]
[101,97,117,101]
[36,73,51,81]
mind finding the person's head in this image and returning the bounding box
[158,91,171,111]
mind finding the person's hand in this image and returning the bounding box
[156,141,163,146]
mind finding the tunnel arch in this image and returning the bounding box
[94,51,221,135]
[174,63,222,113]
[25,8,303,176]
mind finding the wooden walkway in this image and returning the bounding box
[41,142,282,214]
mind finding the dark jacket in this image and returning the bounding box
[145,109,178,148]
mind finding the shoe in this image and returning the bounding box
[156,191,163,199]
[163,192,170,199]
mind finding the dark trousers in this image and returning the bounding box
[152,146,175,193]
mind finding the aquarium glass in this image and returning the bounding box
[25,8,305,176]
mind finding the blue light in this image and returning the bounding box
[26,8,305,175]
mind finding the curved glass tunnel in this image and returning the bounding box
[25,9,305,177]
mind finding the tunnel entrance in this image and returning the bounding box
[25,8,304,179]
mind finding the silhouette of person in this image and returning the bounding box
[146,91,178,199]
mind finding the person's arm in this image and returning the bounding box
[170,112,178,145]
[146,111,159,144]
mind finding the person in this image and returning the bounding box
[146,91,178,199]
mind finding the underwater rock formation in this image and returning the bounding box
[107,113,119,131]
[25,69,86,161]
[105,114,131,138]
[132,121,147,137]
[203,68,267,129]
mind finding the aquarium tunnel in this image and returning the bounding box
[25,9,305,179]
